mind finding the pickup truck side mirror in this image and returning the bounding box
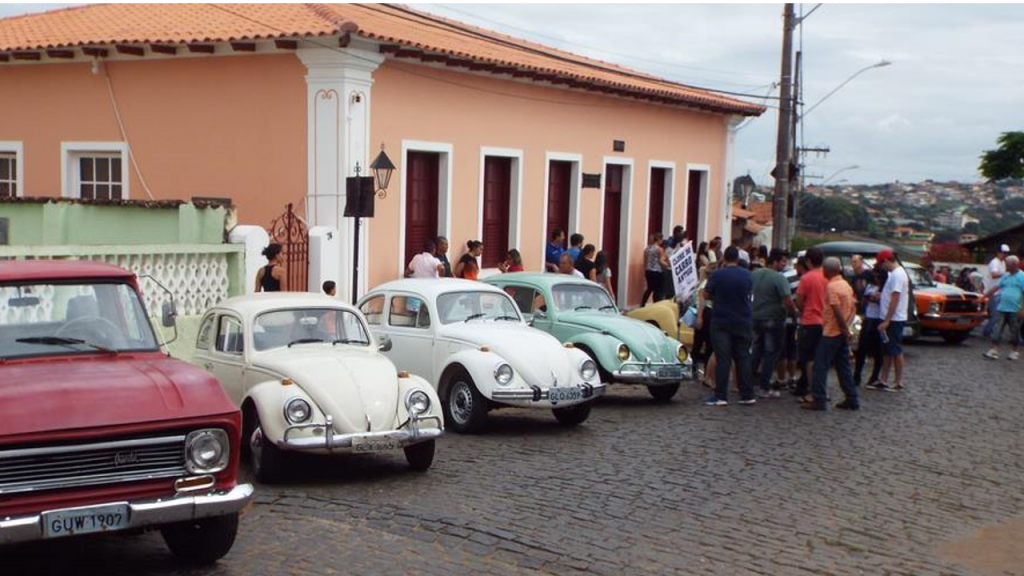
[378,335,393,352]
[161,301,177,328]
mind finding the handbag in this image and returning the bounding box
[682,305,699,328]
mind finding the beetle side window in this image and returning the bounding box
[196,315,215,350]
[502,285,538,315]
[360,295,385,326]
[215,316,244,354]
[389,295,428,329]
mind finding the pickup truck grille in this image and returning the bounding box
[0,435,186,496]
[944,299,985,314]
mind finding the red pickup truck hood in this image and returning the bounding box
[0,354,237,438]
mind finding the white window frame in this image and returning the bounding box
[398,140,453,277]
[540,152,583,267]
[61,141,129,200]
[0,141,24,197]
[476,147,523,274]
[684,163,712,243]
[646,160,677,238]
[601,156,634,307]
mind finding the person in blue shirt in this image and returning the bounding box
[545,228,566,272]
[702,245,756,406]
[984,255,1024,360]
[566,233,584,262]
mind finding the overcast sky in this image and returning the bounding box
[5,3,1023,185]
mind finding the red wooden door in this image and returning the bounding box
[547,161,572,239]
[686,170,703,243]
[648,167,666,236]
[405,152,440,266]
[482,156,511,268]
[603,164,623,283]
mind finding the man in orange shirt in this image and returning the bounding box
[803,257,859,411]
[794,247,827,399]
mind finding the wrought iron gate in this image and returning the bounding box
[267,203,308,292]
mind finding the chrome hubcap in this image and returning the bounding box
[450,381,473,425]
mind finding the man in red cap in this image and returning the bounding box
[872,249,909,391]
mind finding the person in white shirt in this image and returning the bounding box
[874,249,909,392]
[406,239,445,279]
[982,244,1011,339]
[558,253,585,278]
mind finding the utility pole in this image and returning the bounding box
[771,3,796,250]
[787,49,801,244]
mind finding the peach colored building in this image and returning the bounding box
[0,4,763,305]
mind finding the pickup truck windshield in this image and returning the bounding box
[1,281,159,360]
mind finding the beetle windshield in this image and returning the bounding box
[436,291,521,324]
[0,281,159,360]
[551,283,617,313]
[253,308,371,351]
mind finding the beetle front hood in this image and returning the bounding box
[252,347,400,434]
[441,322,575,385]
[561,311,674,361]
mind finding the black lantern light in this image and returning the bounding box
[370,144,396,198]
[734,173,757,208]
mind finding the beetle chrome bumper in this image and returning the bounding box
[0,483,253,545]
[491,382,606,404]
[612,361,690,384]
[277,414,443,452]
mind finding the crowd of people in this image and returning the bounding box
[693,245,914,411]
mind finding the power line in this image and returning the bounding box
[431,3,777,85]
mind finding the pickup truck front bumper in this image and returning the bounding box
[0,483,254,545]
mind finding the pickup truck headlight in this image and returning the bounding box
[579,359,597,381]
[494,363,514,386]
[617,344,630,361]
[184,429,230,474]
[927,302,941,315]
[406,390,431,415]
[284,397,313,424]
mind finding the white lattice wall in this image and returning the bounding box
[0,245,242,319]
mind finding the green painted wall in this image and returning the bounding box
[0,201,228,246]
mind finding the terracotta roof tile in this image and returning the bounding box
[0,3,765,116]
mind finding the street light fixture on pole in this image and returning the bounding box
[800,60,892,120]
[822,165,859,185]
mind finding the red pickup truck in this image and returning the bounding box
[0,261,252,565]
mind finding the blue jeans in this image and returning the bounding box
[750,318,785,391]
[982,293,1002,339]
[711,322,755,402]
[812,335,858,408]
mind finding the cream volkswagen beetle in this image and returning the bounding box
[192,293,443,482]
[357,279,606,433]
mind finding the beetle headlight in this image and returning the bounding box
[184,429,230,474]
[494,363,514,385]
[284,397,312,424]
[406,390,431,415]
[617,344,630,361]
[677,344,689,363]
[579,359,597,381]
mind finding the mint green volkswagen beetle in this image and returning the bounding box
[485,273,691,401]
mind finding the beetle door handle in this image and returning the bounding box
[203,362,214,371]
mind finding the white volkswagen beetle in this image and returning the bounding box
[357,279,606,433]
[192,293,443,482]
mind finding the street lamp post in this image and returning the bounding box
[822,165,860,185]
[800,60,892,120]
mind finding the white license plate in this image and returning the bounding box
[955,317,973,325]
[657,366,683,379]
[548,387,582,404]
[903,327,915,337]
[352,435,401,453]
[43,503,129,539]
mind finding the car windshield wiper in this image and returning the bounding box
[463,313,486,322]
[574,305,593,311]
[287,338,325,347]
[15,336,118,355]
[494,315,520,322]
[599,305,618,312]
[332,338,369,346]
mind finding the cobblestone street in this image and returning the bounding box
[5,337,1024,576]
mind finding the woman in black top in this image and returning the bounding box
[255,243,285,292]
[574,244,597,280]
[456,241,483,280]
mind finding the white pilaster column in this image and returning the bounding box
[721,115,743,248]
[298,45,383,302]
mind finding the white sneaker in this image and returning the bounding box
[984,349,1000,360]
[1009,351,1020,361]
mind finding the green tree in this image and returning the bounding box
[798,196,870,233]
[1000,197,1024,212]
[980,131,1024,180]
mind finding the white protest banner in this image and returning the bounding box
[670,242,699,301]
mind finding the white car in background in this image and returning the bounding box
[357,279,606,433]
[192,293,443,482]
